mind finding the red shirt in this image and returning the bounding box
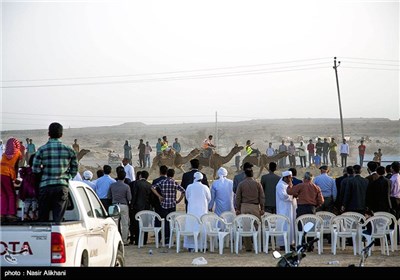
[358,144,366,155]
[307,143,315,153]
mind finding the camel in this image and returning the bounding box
[241,151,289,178]
[149,148,201,173]
[77,149,90,162]
[196,144,244,179]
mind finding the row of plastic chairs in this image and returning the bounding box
[134,209,398,256]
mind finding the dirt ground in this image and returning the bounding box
[123,199,400,268]
[123,235,400,267]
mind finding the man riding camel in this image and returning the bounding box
[202,135,216,158]
[161,136,174,158]
[245,140,261,157]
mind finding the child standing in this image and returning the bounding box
[19,154,39,220]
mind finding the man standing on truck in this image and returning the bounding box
[33,122,78,222]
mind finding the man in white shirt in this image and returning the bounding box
[266,142,275,157]
[339,139,350,167]
[122,158,135,182]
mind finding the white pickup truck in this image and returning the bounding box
[0,181,125,267]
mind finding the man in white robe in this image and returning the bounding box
[276,170,297,249]
[208,167,234,216]
[184,172,211,251]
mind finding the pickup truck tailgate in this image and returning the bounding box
[1,226,52,266]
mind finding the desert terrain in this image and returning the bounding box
[2,118,399,180]
[1,118,399,268]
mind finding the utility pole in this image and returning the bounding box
[333,57,345,141]
[215,111,218,152]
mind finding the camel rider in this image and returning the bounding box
[245,140,260,157]
[202,135,216,158]
[161,136,174,158]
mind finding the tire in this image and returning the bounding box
[80,251,89,267]
[114,249,125,267]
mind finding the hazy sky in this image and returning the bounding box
[1,0,399,131]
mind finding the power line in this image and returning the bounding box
[342,66,400,71]
[2,66,331,89]
[1,111,214,119]
[340,56,399,62]
[344,61,399,67]
[2,57,331,83]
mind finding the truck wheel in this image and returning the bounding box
[114,250,124,267]
[80,251,89,267]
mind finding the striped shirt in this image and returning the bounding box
[153,177,185,209]
[32,138,78,188]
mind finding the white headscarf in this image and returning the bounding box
[217,167,228,182]
[193,171,203,182]
[83,170,93,180]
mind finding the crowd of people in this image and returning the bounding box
[1,123,399,254]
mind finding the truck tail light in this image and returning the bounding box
[51,232,66,263]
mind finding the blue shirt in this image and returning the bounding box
[314,173,337,200]
[94,175,116,199]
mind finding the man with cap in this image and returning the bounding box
[82,170,96,189]
[314,165,336,212]
[184,172,211,252]
[276,170,297,250]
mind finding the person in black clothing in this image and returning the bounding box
[128,171,142,244]
[181,159,209,212]
[366,166,392,213]
[130,170,152,245]
[342,165,368,214]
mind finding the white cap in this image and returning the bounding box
[83,170,93,180]
[217,167,228,177]
[282,171,292,177]
[193,171,203,181]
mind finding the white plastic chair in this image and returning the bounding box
[262,214,290,254]
[360,216,391,256]
[200,213,232,254]
[316,211,336,235]
[295,214,324,254]
[166,211,185,248]
[233,214,261,254]
[374,211,398,252]
[174,214,202,253]
[342,211,366,254]
[220,211,236,248]
[330,215,358,255]
[134,210,165,248]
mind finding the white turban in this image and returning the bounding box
[193,171,203,182]
[217,167,228,178]
[83,170,93,180]
[282,170,292,177]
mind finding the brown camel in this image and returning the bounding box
[241,151,289,178]
[149,148,201,173]
[196,144,244,179]
[77,149,90,162]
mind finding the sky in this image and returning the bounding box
[1,0,399,131]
